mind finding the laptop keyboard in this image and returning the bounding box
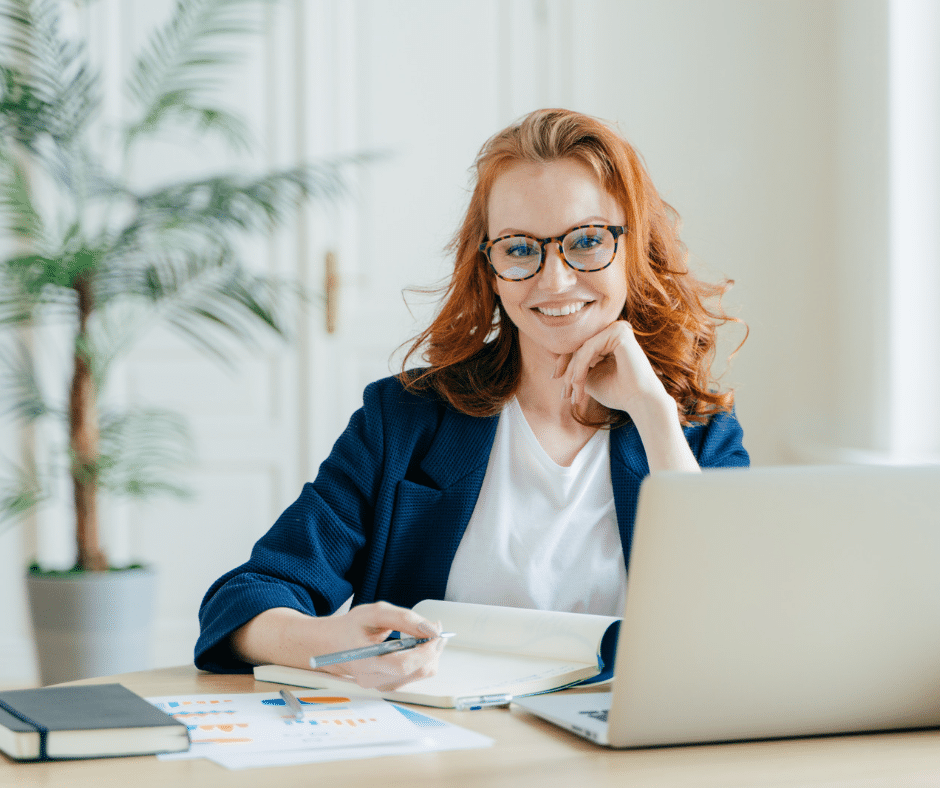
[579,709,609,723]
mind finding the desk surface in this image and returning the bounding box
[5,665,940,787]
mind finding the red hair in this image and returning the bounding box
[400,109,744,427]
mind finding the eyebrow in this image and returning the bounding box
[491,216,613,239]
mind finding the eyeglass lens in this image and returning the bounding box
[489,226,617,281]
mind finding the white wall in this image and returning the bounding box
[583,0,842,466]
[3,0,937,685]
[580,0,939,466]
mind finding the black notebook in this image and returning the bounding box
[0,683,190,761]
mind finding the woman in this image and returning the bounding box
[195,109,748,691]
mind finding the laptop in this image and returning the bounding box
[513,464,940,748]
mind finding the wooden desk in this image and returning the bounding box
[5,665,940,787]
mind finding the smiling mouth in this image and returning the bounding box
[534,301,590,317]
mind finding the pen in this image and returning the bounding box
[309,632,456,669]
[279,689,306,721]
[454,694,513,710]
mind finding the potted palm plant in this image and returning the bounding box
[0,0,347,683]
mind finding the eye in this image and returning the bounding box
[489,235,542,279]
[568,230,604,251]
[505,239,539,258]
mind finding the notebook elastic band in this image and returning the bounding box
[0,698,49,760]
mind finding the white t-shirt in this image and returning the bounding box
[444,397,626,616]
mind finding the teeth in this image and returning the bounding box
[536,301,587,317]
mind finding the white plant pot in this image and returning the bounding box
[25,566,157,686]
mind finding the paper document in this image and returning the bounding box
[147,691,491,769]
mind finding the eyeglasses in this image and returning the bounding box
[479,224,627,282]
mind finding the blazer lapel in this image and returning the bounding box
[610,423,648,569]
[419,407,499,489]
[374,407,499,606]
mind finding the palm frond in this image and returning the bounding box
[125,0,265,147]
[76,239,295,368]
[114,161,351,255]
[96,407,194,499]
[0,0,99,152]
[0,449,46,531]
[80,297,152,386]
[0,253,78,325]
[0,243,104,323]
[0,0,46,62]
[0,62,54,152]
[0,145,44,240]
[0,334,51,422]
[131,88,251,150]
[135,246,292,353]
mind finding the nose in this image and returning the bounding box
[538,242,577,291]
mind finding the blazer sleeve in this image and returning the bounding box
[194,380,392,673]
[686,409,750,468]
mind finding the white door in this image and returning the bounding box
[300,0,592,467]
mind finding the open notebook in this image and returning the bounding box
[254,599,620,708]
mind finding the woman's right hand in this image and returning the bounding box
[229,601,446,691]
[311,602,446,690]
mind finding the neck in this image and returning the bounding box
[515,347,603,427]
[516,360,569,423]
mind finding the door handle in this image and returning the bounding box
[325,250,338,334]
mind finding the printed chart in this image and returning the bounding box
[147,691,492,769]
[151,692,416,750]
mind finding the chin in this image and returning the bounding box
[526,330,591,358]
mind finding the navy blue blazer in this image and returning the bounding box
[195,375,749,673]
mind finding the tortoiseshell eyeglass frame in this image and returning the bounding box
[479,224,627,282]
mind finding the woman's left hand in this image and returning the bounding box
[554,320,670,417]
[554,320,700,473]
